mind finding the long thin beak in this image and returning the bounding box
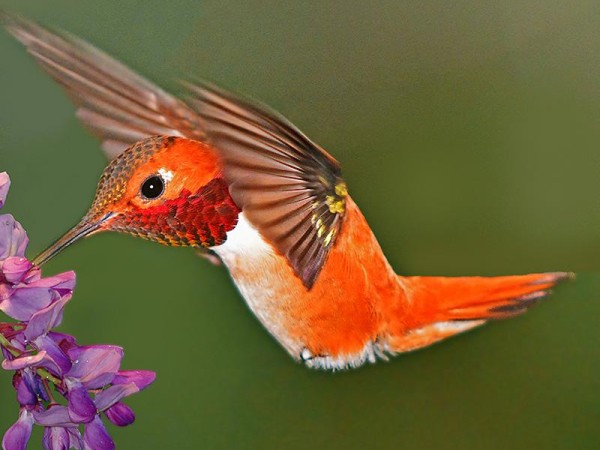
[32,212,116,266]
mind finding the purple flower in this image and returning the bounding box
[41,426,69,450]
[1,258,32,284]
[0,215,28,261]
[83,416,114,450]
[36,407,83,450]
[2,350,63,376]
[66,345,123,388]
[2,409,33,450]
[0,262,75,323]
[0,175,27,262]
[111,370,156,391]
[0,173,155,449]
[64,345,123,423]
[0,173,10,209]
[95,372,155,413]
[104,403,135,427]
[14,371,40,407]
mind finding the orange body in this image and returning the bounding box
[213,185,566,369]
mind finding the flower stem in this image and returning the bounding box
[42,377,56,403]
[0,332,20,357]
[37,368,61,386]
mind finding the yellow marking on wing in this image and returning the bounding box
[323,229,336,247]
[335,182,348,198]
[326,195,345,214]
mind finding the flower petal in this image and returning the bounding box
[27,369,49,402]
[0,172,10,209]
[112,370,156,391]
[66,346,123,389]
[104,402,135,427]
[14,373,36,407]
[1,257,33,284]
[3,353,47,371]
[33,406,76,428]
[15,369,47,406]
[94,383,139,412]
[47,332,78,354]
[3,332,26,354]
[2,409,33,450]
[83,416,114,450]
[25,294,72,341]
[34,335,72,375]
[2,350,62,375]
[22,266,41,284]
[67,428,83,450]
[0,214,28,260]
[27,271,76,295]
[66,381,96,423]
[42,426,70,450]
[0,286,57,322]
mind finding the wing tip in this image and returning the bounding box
[1,11,68,56]
[0,9,18,26]
[1,10,41,43]
[298,265,319,290]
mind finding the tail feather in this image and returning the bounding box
[405,272,572,321]
[390,272,573,353]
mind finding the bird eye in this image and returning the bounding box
[140,175,165,200]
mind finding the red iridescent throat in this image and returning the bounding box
[111,178,241,247]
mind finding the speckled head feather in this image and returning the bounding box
[85,136,174,222]
[88,135,240,247]
[33,135,241,265]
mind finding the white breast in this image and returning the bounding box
[212,213,272,262]
[212,214,303,356]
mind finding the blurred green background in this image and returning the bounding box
[0,1,598,449]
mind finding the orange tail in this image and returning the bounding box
[390,272,572,353]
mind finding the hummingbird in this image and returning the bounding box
[3,14,571,370]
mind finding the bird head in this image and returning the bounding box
[33,136,240,266]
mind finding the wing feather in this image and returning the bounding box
[187,83,347,288]
[2,12,204,159]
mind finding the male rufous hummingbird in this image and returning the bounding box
[3,14,571,370]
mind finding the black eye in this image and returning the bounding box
[140,175,165,200]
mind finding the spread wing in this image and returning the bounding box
[1,12,205,159]
[186,83,347,288]
[2,13,347,288]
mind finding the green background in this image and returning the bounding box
[0,1,598,449]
